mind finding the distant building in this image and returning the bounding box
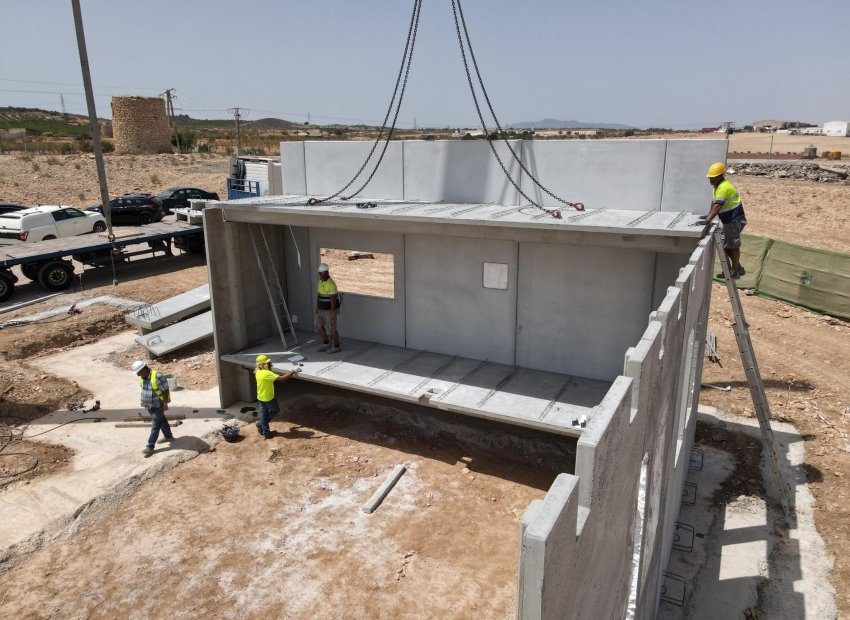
[0,128,29,139]
[753,119,785,132]
[823,121,850,137]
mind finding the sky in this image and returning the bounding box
[2,0,849,130]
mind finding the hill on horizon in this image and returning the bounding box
[510,118,635,130]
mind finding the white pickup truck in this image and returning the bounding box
[0,205,107,245]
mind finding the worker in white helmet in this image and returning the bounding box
[315,262,342,353]
[131,360,174,456]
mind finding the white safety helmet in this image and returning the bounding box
[318,263,329,273]
[131,360,147,374]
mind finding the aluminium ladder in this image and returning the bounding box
[712,228,792,525]
[249,224,298,349]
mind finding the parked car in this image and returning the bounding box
[0,202,28,215]
[87,193,165,225]
[0,205,107,245]
[157,187,219,213]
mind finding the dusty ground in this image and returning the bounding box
[0,152,849,616]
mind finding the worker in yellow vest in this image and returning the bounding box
[315,262,341,353]
[254,354,300,439]
[701,162,748,278]
[132,360,174,456]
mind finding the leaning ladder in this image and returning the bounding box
[249,224,298,349]
[712,228,791,525]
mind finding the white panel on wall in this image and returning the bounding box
[483,262,509,290]
[402,140,523,204]
[660,139,728,214]
[520,140,667,212]
[304,141,404,199]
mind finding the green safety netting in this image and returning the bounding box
[714,233,850,320]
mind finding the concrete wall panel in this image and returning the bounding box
[280,142,306,195]
[520,377,643,618]
[516,241,655,381]
[660,140,728,214]
[308,228,406,347]
[303,140,404,199]
[402,140,523,204]
[521,140,667,211]
[405,234,517,364]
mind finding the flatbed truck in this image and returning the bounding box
[0,221,204,302]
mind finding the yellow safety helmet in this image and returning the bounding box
[706,162,726,178]
[256,354,271,365]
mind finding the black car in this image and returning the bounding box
[87,194,165,225]
[0,202,28,215]
[157,187,220,213]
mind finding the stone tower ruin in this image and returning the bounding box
[111,96,172,155]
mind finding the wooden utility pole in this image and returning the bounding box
[228,107,246,155]
[162,88,179,152]
[71,0,115,253]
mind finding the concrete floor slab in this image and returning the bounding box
[221,331,612,437]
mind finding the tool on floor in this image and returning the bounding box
[712,227,792,526]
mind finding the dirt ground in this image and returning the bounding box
[1,152,849,615]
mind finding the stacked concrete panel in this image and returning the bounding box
[111,96,172,155]
[517,238,713,619]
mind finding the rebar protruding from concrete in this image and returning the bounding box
[361,464,406,514]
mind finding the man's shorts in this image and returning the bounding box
[315,309,337,332]
[721,217,747,250]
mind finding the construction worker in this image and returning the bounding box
[315,262,341,353]
[701,162,748,278]
[132,360,174,456]
[254,354,300,439]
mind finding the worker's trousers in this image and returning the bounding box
[146,406,173,449]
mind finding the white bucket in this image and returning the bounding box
[162,374,178,391]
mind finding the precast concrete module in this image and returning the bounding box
[205,139,727,619]
[111,96,172,154]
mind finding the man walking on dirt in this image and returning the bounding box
[132,360,174,456]
[315,262,341,353]
[701,162,748,278]
[254,354,300,438]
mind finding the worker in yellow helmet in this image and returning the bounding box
[701,162,748,278]
[315,262,342,353]
[254,354,300,439]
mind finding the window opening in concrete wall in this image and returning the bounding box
[483,262,509,290]
[319,247,395,299]
[627,454,649,619]
[674,329,697,466]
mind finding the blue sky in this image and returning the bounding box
[2,0,848,129]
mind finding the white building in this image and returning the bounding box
[823,121,850,137]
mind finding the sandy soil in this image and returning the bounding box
[0,151,849,616]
